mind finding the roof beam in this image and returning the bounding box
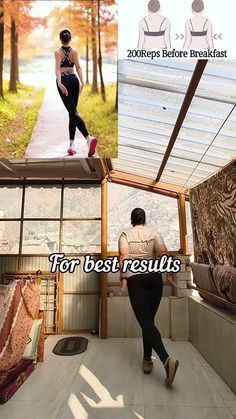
[0,159,23,179]
[156,59,208,182]
[100,159,109,179]
[105,158,113,172]
[110,170,189,199]
[91,159,102,179]
[0,159,101,180]
[80,159,94,176]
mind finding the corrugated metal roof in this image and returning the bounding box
[116,59,236,192]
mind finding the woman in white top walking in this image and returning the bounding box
[119,208,179,386]
[184,0,214,49]
[138,0,171,50]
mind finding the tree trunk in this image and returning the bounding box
[9,17,17,93]
[97,0,106,101]
[115,78,118,111]
[86,10,89,85]
[86,36,89,84]
[91,0,98,93]
[15,31,19,82]
[0,1,3,97]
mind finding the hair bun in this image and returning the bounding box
[59,28,72,43]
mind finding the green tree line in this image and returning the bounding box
[0,0,117,105]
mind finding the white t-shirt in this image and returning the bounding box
[118,225,166,277]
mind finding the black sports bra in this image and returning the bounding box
[190,19,208,36]
[143,18,166,37]
[60,46,74,68]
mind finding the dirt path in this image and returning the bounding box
[24,77,97,159]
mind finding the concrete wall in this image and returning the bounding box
[189,296,236,394]
[107,295,189,341]
[107,296,171,338]
[107,254,192,340]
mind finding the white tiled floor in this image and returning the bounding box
[1,336,236,419]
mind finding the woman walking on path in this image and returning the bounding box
[55,29,97,157]
[119,208,179,386]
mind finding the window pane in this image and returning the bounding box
[0,221,20,254]
[24,186,61,218]
[108,183,180,251]
[22,221,60,254]
[62,221,101,253]
[63,185,101,218]
[186,202,194,255]
[0,187,22,218]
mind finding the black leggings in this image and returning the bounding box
[127,273,169,364]
[57,73,89,140]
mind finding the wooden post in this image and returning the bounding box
[57,272,63,334]
[156,60,208,181]
[178,194,188,255]
[100,177,108,338]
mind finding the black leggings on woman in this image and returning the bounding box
[57,72,89,140]
[127,272,169,364]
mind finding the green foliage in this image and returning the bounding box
[78,83,118,158]
[0,82,44,158]
[0,82,18,127]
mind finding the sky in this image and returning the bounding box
[119,0,236,59]
[30,0,65,17]
[30,0,118,18]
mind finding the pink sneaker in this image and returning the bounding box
[88,137,98,157]
[67,147,77,156]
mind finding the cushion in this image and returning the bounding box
[212,265,236,304]
[190,263,218,294]
[0,359,35,404]
[23,319,42,360]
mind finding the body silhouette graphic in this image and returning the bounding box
[138,0,171,50]
[184,0,214,49]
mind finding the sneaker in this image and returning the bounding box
[143,359,153,374]
[67,147,77,156]
[88,137,98,157]
[165,358,179,386]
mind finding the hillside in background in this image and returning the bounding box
[108,183,182,251]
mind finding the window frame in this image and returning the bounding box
[107,182,185,254]
[0,179,102,258]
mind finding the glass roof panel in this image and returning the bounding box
[119,60,196,93]
[118,145,163,163]
[119,138,167,155]
[113,159,157,179]
[119,114,174,137]
[195,61,236,103]
[201,147,235,166]
[180,163,222,190]
[115,60,236,191]
[119,83,183,112]
[119,90,181,126]
[160,174,192,188]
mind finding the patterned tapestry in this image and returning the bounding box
[190,161,236,267]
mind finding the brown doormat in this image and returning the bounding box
[52,337,88,356]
